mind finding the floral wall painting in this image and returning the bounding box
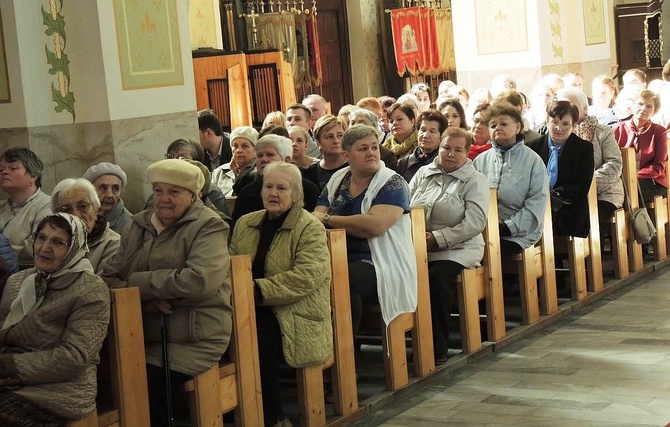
[549,0,563,61]
[43,0,76,121]
[583,0,606,45]
[114,0,184,90]
[189,0,218,50]
[475,0,528,55]
[0,9,10,104]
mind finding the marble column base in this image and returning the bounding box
[0,110,199,213]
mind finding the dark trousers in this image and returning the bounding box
[598,200,617,240]
[146,364,190,427]
[256,305,286,426]
[500,239,524,255]
[349,261,379,337]
[639,179,667,203]
[428,260,465,356]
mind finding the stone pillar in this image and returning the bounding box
[0,0,200,212]
[346,0,385,98]
[451,0,617,96]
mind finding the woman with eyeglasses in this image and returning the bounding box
[557,87,623,237]
[164,138,204,161]
[526,100,594,239]
[51,178,120,273]
[0,213,110,425]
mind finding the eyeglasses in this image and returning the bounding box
[164,153,191,159]
[59,202,92,214]
[33,233,70,249]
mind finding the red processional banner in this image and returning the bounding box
[390,7,425,77]
[420,8,440,74]
[305,11,323,87]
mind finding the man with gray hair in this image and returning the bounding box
[231,135,320,223]
[83,162,132,234]
[302,94,328,125]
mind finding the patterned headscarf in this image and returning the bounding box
[1,213,93,330]
[574,115,599,143]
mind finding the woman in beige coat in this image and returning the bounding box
[231,162,332,427]
[100,159,232,426]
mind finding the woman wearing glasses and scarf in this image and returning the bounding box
[51,178,120,273]
[526,100,595,239]
[0,213,110,425]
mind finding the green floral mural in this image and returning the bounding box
[548,0,563,61]
[43,0,76,121]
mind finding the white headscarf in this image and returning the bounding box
[1,213,93,330]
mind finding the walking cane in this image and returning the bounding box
[161,312,174,427]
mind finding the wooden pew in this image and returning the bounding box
[649,194,668,261]
[296,229,363,427]
[67,287,150,427]
[620,147,645,271]
[585,175,605,293]
[355,208,434,390]
[645,141,669,261]
[456,188,505,354]
[226,196,237,217]
[554,175,604,300]
[383,207,435,390]
[609,207,630,279]
[182,255,263,427]
[502,189,557,325]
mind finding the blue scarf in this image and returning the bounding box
[547,137,564,189]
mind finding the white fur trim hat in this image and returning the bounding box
[229,126,259,146]
[83,162,128,188]
[146,159,205,195]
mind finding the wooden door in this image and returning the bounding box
[315,0,353,113]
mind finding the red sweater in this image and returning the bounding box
[614,120,668,188]
[468,143,492,160]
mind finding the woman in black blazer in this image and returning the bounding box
[526,100,595,238]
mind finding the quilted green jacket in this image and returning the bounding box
[230,205,332,367]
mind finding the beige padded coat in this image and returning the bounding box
[0,270,110,419]
[100,201,232,376]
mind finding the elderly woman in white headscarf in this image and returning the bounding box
[0,213,110,425]
[51,178,120,272]
[100,159,232,426]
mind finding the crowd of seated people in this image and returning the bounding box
[1,66,670,426]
